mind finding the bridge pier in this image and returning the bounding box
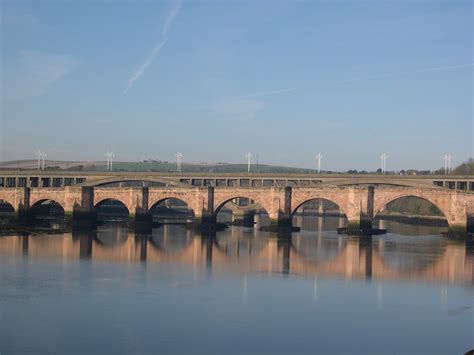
[194,186,221,234]
[264,186,295,234]
[16,187,32,224]
[361,185,375,230]
[134,187,153,232]
[134,210,152,233]
[195,212,218,234]
[339,186,376,234]
[445,203,471,234]
[72,186,97,228]
[467,214,474,234]
[447,225,468,233]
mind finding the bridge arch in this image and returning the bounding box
[374,193,450,225]
[29,195,68,211]
[94,198,130,212]
[30,199,65,216]
[148,197,195,220]
[93,198,130,219]
[0,194,17,210]
[291,197,349,219]
[213,196,269,217]
[92,187,140,213]
[148,196,196,215]
[0,200,15,215]
[213,188,278,219]
[222,200,262,213]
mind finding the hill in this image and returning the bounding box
[0,160,321,174]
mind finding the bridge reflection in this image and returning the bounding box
[0,225,472,285]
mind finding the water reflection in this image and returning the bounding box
[1,216,472,355]
[380,219,449,235]
[0,218,472,285]
[293,214,347,232]
[149,224,194,253]
[95,224,129,246]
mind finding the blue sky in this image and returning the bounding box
[1,0,472,171]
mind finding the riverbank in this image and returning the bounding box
[375,213,448,227]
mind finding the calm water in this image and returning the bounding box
[0,217,473,354]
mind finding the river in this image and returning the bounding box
[0,216,472,354]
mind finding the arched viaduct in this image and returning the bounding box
[1,183,473,232]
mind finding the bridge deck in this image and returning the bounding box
[0,170,473,191]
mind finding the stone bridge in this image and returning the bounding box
[1,184,474,231]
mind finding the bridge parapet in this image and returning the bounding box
[1,170,474,192]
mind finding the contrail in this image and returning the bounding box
[339,63,474,84]
[231,87,296,100]
[124,1,181,93]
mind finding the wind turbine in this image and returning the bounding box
[315,153,323,174]
[41,152,46,170]
[380,153,387,174]
[245,152,252,173]
[36,151,46,170]
[105,151,115,172]
[447,153,453,174]
[36,150,42,170]
[443,153,453,175]
[175,152,183,172]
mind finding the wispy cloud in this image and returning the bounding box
[210,87,296,121]
[4,50,78,99]
[124,1,181,93]
[338,63,474,84]
[144,87,296,121]
[211,98,265,121]
[231,87,297,100]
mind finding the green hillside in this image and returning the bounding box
[93,162,320,174]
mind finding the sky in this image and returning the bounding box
[0,0,472,171]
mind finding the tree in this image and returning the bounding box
[452,158,474,175]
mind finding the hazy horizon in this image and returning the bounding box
[1,156,471,173]
[1,0,472,171]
